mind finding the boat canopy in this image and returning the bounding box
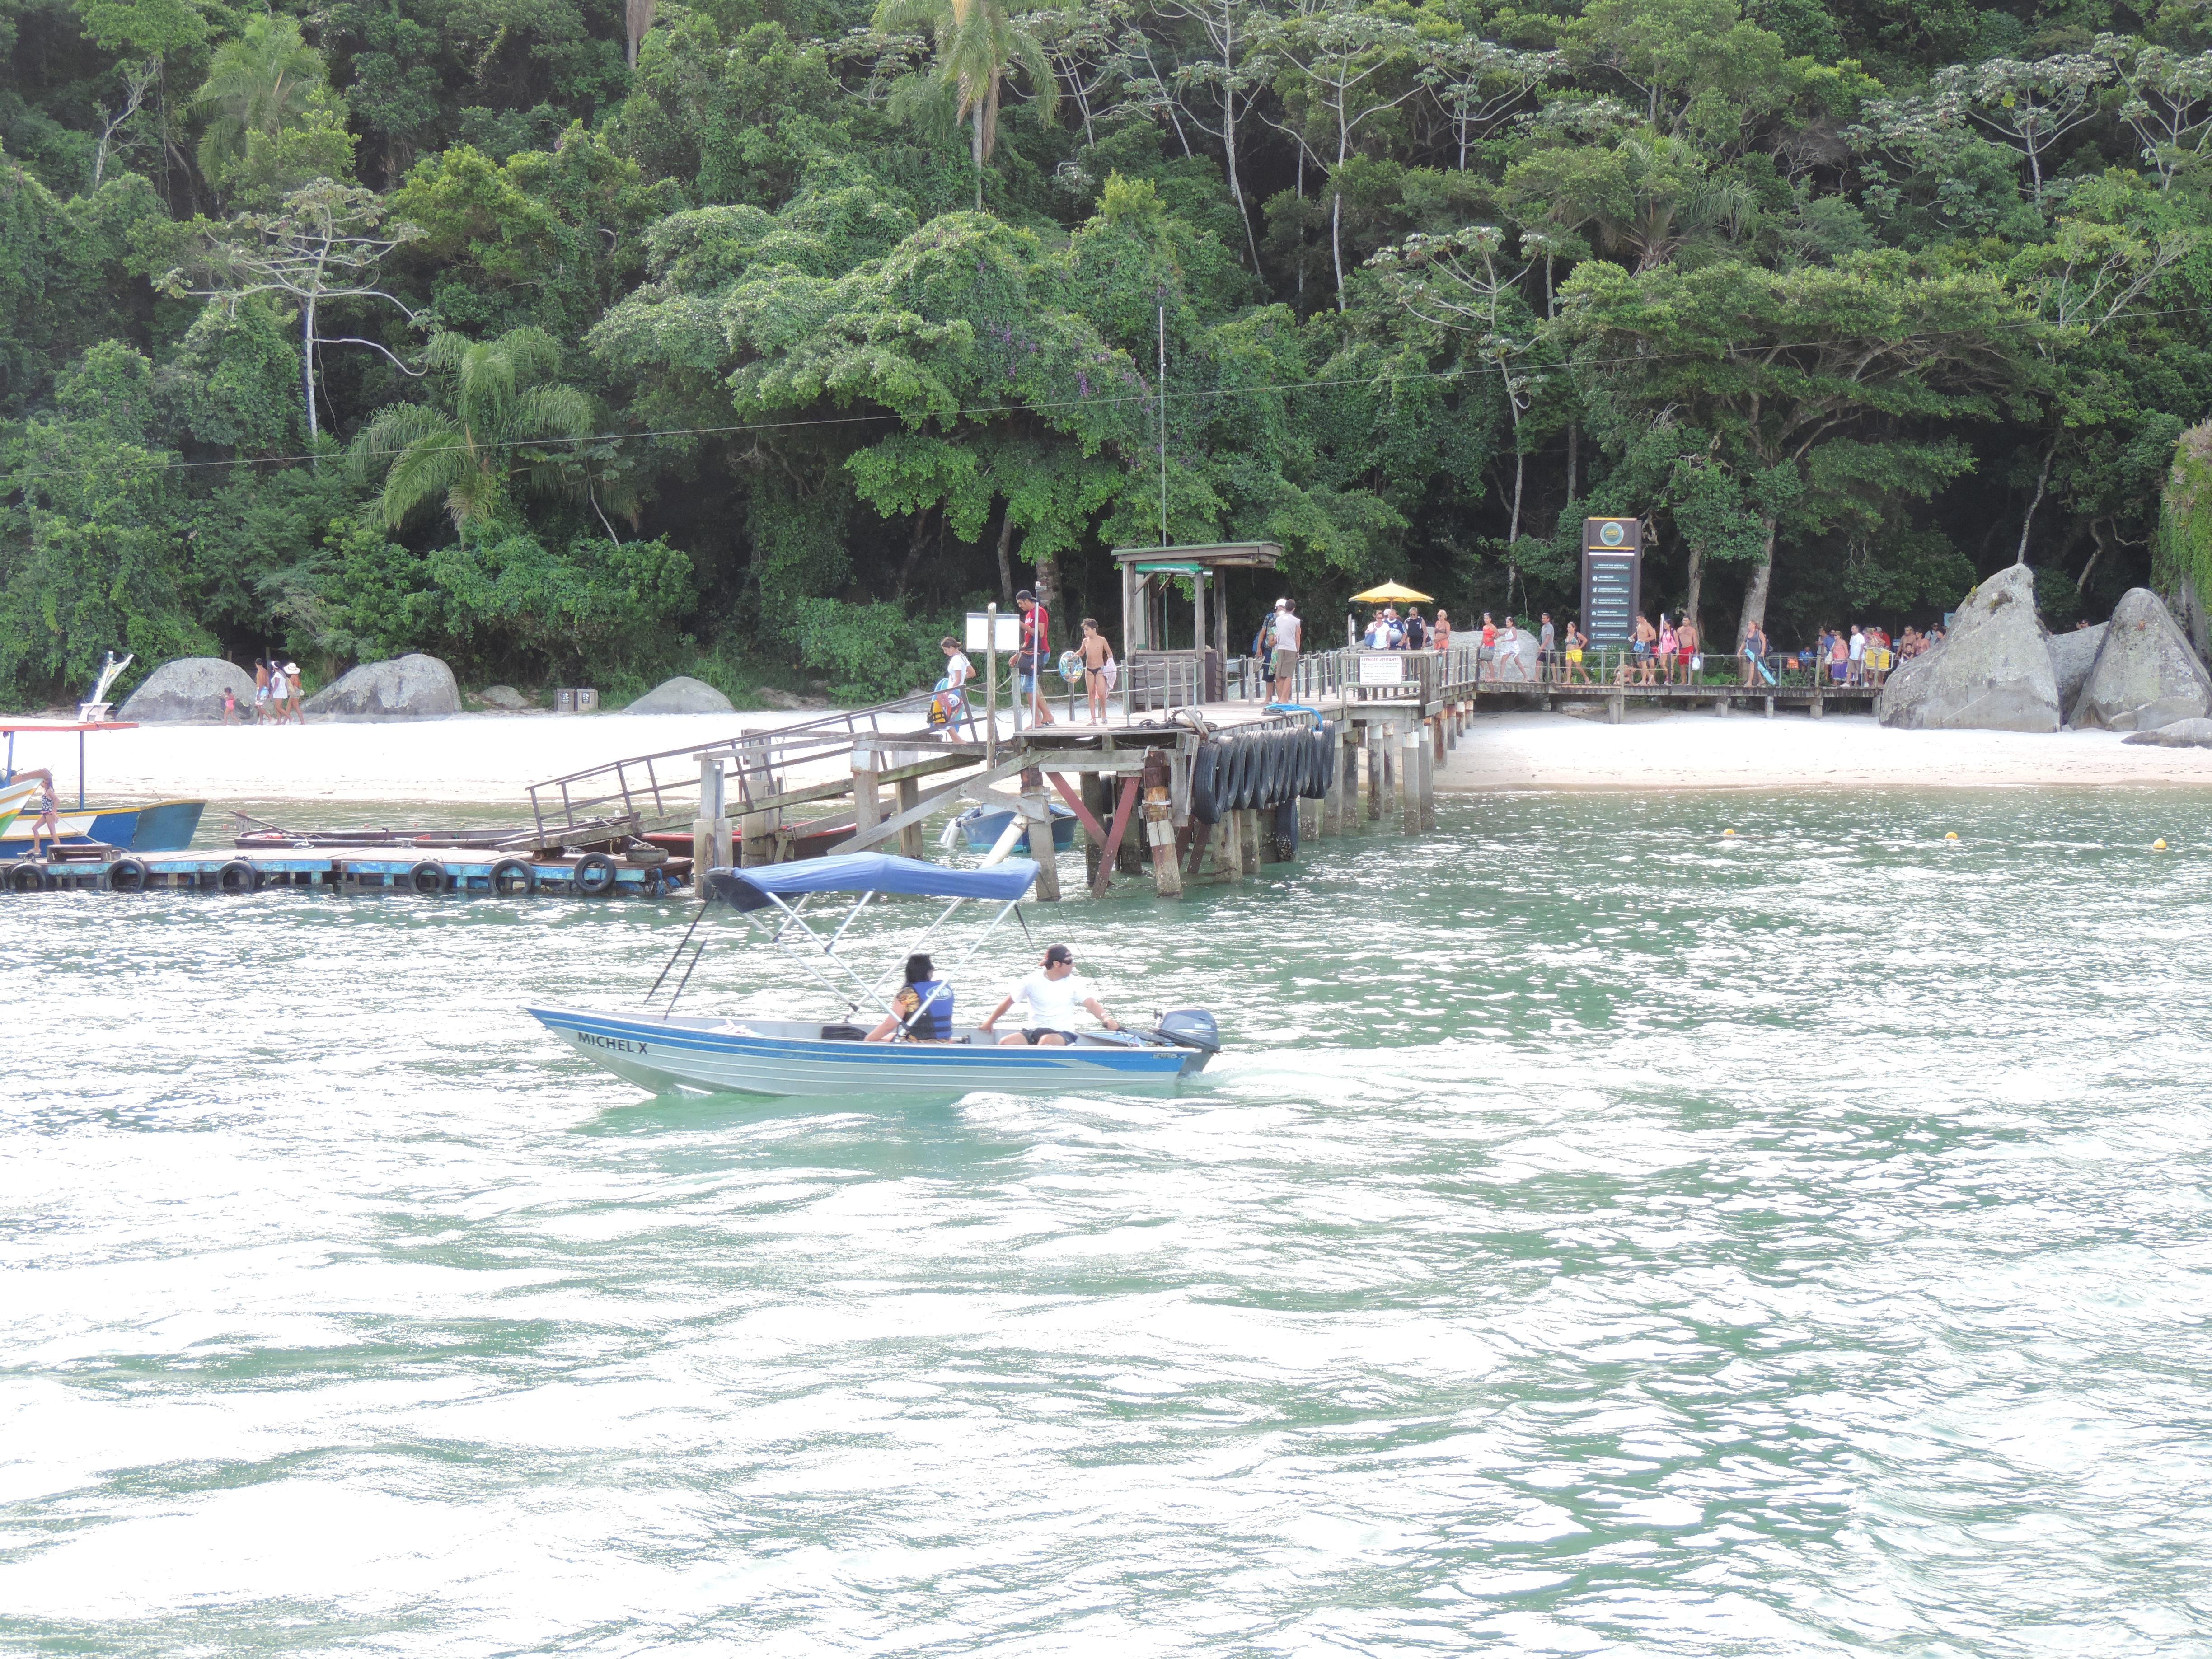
[703,852,1039,912]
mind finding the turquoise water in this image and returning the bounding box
[5,791,2208,1655]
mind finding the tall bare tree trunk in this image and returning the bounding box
[2015,441,2054,566]
[1684,538,1705,650]
[626,0,656,68]
[973,108,986,212]
[995,505,1016,602]
[1735,516,1776,650]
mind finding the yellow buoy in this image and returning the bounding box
[2155,839,2169,851]
[1945,831,1959,841]
[1723,828,1736,837]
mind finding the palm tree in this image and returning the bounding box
[350,328,597,546]
[872,0,1058,212]
[189,14,325,185]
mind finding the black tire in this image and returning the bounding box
[1189,743,1221,823]
[1263,732,1290,806]
[489,857,536,897]
[1228,739,1255,810]
[106,857,147,893]
[408,859,447,895]
[9,862,45,893]
[1300,728,1326,798]
[1319,723,1338,794]
[216,858,259,893]
[573,852,618,896]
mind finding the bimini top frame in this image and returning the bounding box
[649,853,1043,1030]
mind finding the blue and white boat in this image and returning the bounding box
[0,798,204,858]
[530,853,1220,1100]
[947,800,1077,854]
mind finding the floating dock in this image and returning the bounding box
[4,846,682,896]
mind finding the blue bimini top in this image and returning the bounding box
[703,852,1039,912]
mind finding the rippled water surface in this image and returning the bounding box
[6,790,2211,1656]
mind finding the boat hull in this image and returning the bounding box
[954,805,1077,855]
[0,798,205,858]
[529,1004,1211,1099]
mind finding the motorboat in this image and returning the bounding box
[946,799,1076,854]
[530,852,1221,1099]
[0,798,204,858]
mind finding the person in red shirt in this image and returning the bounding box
[1479,613,1498,682]
[1016,589,1053,726]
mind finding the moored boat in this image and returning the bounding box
[0,798,206,859]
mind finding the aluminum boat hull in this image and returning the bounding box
[530,1004,1211,1099]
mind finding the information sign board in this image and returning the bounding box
[965,611,1022,651]
[1580,517,1643,648]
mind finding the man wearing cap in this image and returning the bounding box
[977,944,1122,1046]
[1270,598,1301,701]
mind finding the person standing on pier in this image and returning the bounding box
[1538,613,1555,682]
[1479,613,1496,681]
[1270,599,1301,701]
[1077,618,1116,724]
[1565,620,1589,684]
[1741,619,1768,686]
[1657,614,1677,684]
[22,769,62,859]
[1434,610,1452,653]
[1402,606,1427,651]
[1676,615,1699,684]
[1016,590,1054,726]
[937,636,978,736]
[1633,614,1658,685]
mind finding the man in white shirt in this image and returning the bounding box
[1847,624,1865,685]
[977,943,1122,1046]
[1270,598,1301,700]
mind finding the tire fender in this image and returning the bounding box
[107,857,148,893]
[573,852,618,896]
[488,857,537,896]
[9,862,46,893]
[215,858,259,893]
[1189,744,1221,823]
[408,859,448,895]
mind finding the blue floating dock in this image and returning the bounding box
[2,846,686,897]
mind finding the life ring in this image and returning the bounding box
[9,861,46,893]
[573,852,618,896]
[1188,743,1220,823]
[488,857,537,896]
[106,857,147,893]
[408,859,447,894]
[215,858,259,893]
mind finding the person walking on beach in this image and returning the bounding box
[1270,599,1301,701]
[282,660,305,722]
[252,659,271,724]
[221,684,239,725]
[1015,590,1053,726]
[267,659,290,723]
[1078,618,1115,724]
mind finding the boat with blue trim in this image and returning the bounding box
[530,852,1220,1099]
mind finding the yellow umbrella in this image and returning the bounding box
[1350,581,1433,604]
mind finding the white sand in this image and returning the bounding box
[6,705,2209,810]
[0,710,858,807]
[1436,708,2212,792]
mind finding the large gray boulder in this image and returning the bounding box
[2070,587,2212,731]
[2047,623,2106,718]
[623,675,735,715]
[117,657,258,724]
[2123,717,2212,747]
[1877,565,2060,732]
[302,653,461,722]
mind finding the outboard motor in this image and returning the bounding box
[1152,1009,1220,1053]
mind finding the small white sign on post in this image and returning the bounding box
[1357,653,1406,686]
[965,612,1022,651]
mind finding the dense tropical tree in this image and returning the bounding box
[872,0,1059,211]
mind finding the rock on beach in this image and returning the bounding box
[623,675,735,715]
[1877,565,2060,733]
[117,657,258,724]
[302,654,461,722]
[2123,716,2212,747]
[2047,623,2107,717]
[2070,587,2212,731]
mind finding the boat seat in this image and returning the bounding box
[819,1024,867,1041]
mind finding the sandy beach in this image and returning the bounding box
[1434,708,2212,792]
[5,704,2210,808]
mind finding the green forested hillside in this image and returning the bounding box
[2,0,2206,703]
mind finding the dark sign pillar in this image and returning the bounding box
[1580,516,1642,649]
